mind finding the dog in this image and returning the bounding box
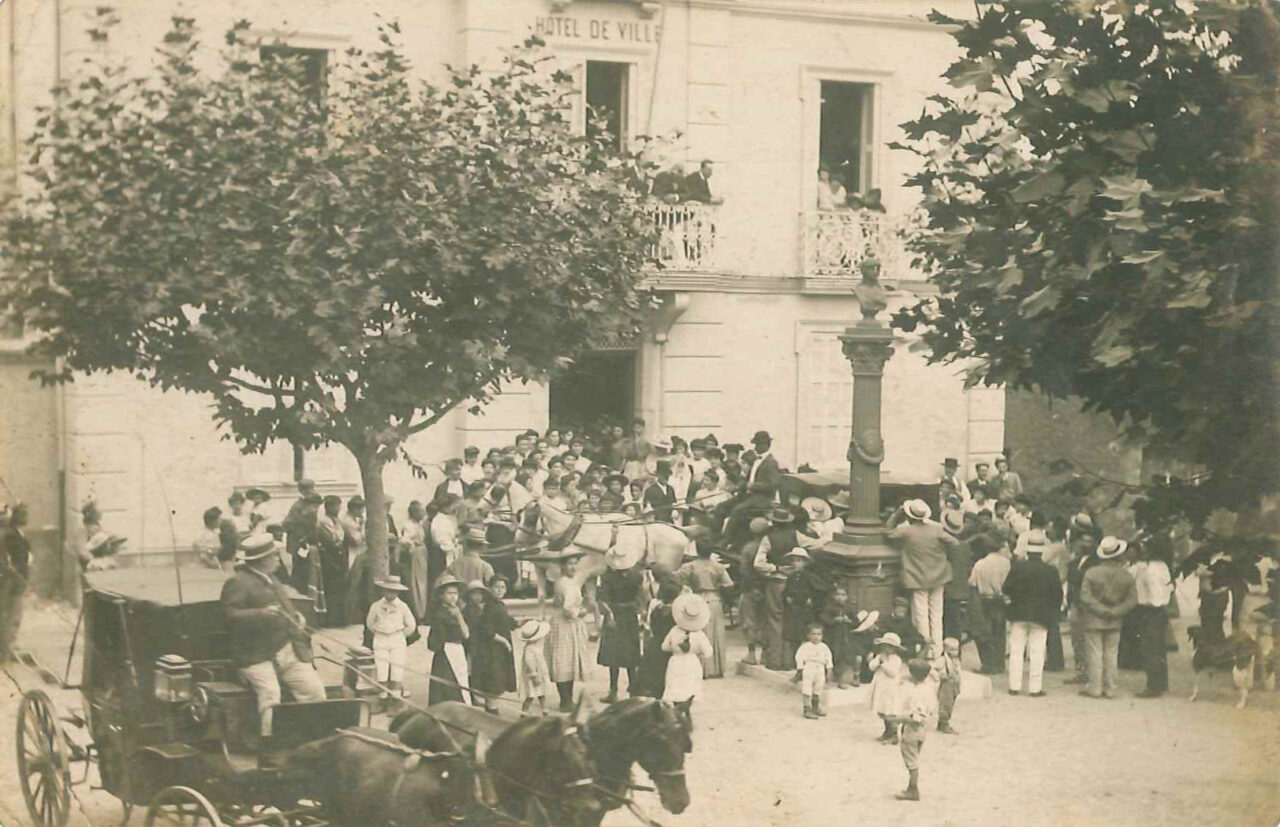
[1187,624,1261,709]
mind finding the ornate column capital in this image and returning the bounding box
[839,327,895,376]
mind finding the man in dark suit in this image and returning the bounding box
[683,159,724,205]
[221,534,326,738]
[282,479,323,593]
[651,163,688,202]
[643,461,678,523]
[747,430,781,489]
[434,459,466,502]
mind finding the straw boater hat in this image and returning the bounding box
[434,574,464,593]
[86,531,128,558]
[903,499,932,521]
[518,619,551,643]
[604,543,644,571]
[873,631,906,653]
[827,490,852,512]
[375,575,409,591]
[236,533,277,562]
[1069,512,1095,532]
[1096,536,1128,560]
[801,496,833,523]
[784,547,810,561]
[672,592,710,632]
[768,506,794,524]
[941,510,965,536]
[854,609,880,633]
[1024,529,1048,553]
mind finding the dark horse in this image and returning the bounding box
[393,698,692,824]
[392,701,601,827]
[285,727,481,827]
[582,697,692,824]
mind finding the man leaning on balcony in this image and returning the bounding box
[683,160,724,205]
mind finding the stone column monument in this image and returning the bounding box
[819,259,900,614]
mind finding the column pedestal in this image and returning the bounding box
[815,321,900,616]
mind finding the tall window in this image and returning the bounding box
[260,45,329,111]
[585,61,629,150]
[819,81,874,194]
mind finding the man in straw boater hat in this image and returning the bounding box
[662,592,713,726]
[220,533,326,740]
[887,499,957,652]
[1001,529,1063,698]
[366,575,417,700]
[1077,536,1137,699]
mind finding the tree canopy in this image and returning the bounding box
[0,12,658,570]
[893,0,1280,528]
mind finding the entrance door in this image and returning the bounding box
[549,350,636,432]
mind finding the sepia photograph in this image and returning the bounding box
[0,0,1278,825]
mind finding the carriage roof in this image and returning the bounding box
[83,566,233,607]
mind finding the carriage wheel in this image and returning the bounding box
[144,786,226,827]
[16,690,72,827]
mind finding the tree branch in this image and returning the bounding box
[223,374,295,397]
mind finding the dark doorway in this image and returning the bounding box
[550,350,636,432]
[819,80,873,194]
[585,61,629,151]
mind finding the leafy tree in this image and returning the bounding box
[0,13,656,573]
[893,0,1280,529]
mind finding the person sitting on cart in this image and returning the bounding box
[220,533,327,742]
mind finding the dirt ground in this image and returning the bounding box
[3,599,1278,827]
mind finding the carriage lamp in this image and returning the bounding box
[155,654,193,703]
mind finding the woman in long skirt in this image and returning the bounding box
[547,555,592,711]
[464,576,517,711]
[427,575,471,705]
[597,548,646,702]
[674,540,734,677]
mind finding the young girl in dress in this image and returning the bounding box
[662,592,714,727]
[518,619,552,716]
[868,632,908,744]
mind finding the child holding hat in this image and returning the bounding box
[366,575,417,699]
[662,592,714,726]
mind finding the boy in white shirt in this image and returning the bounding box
[365,576,417,699]
[795,622,835,720]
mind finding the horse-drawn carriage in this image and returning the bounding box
[15,566,371,827]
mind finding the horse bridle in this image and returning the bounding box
[558,724,597,790]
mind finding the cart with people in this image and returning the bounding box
[14,566,376,827]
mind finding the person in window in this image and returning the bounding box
[683,159,724,205]
[816,166,847,210]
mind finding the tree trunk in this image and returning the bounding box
[355,442,390,580]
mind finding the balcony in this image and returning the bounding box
[801,209,914,281]
[646,202,723,273]
[642,202,914,285]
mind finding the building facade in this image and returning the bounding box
[0,0,1004,572]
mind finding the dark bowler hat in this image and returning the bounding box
[751,430,772,445]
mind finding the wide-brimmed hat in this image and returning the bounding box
[942,510,965,535]
[1024,529,1048,553]
[827,491,852,512]
[465,579,492,596]
[604,543,644,571]
[673,592,710,632]
[854,610,880,633]
[604,473,629,488]
[517,619,551,643]
[434,574,464,593]
[1069,512,1095,532]
[784,547,810,561]
[464,524,489,546]
[1096,536,1128,560]
[245,487,271,503]
[748,517,770,535]
[751,430,772,446]
[86,531,128,557]
[236,533,277,562]
[768,506,794,524]
[903,499,932,521]
[801,497,833,523]
[874,632,906,652]
[375,575,410,591]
